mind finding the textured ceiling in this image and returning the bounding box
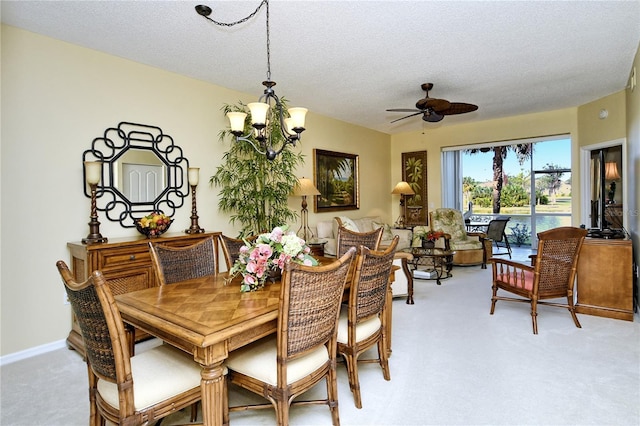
[2,0,639,134]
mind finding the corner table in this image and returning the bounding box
[402,247,455,303]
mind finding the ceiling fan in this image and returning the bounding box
[386,83,478,123]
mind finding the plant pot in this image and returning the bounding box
[422,240,435,250]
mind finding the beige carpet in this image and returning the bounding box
[2,265,639,425]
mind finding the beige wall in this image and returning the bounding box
[0,25,391,356]
[1,25,636,358]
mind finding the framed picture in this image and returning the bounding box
[402,151,428,226]
[313,149,359,212]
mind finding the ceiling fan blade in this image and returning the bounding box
[386,108,421,113]
[440,102,478,115]
[390,111,423,123]
[416,98,451,112]
[423,111,444,122]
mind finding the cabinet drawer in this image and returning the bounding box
[98,247,151,269]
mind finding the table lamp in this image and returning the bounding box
[605,162,620,204]
[185,167,205,233]
[391,181,415,228]
[82,161,108,244]
[292,177,320,241]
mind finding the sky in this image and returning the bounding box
[462,138,571,182]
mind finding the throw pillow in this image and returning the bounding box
[333,216,359,241]
[373,221,394,241]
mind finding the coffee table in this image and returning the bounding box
[409,246,455,281]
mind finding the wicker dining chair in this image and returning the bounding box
[224,248,357,426]
[220,234,257,272]
[149,236,216,285]
[490,226,587,334]
[56,261,203,426]
[335,220,384,258]
[337,236,399,409]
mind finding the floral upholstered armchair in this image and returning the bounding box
[425,208,491,269]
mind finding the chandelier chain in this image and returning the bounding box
[202,0,267,28]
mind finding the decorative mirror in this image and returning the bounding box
[82,122,190,228]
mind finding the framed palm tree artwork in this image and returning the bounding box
[313,149,359,212]
[402,151,428,226]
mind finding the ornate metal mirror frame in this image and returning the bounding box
[82,121,189,228]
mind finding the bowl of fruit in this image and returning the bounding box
[134,212,172,238]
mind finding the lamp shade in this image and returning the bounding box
[605,162,620,180]
[227,111,247,132]
[248,102,270,125]
[391,181,415,195]
[84,161,102,185]
[292,177,320,196]
[287,107,308,129]
[188,167,200,186]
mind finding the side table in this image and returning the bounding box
[307,239,327,257]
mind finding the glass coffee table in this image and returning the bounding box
[401,246,455,302]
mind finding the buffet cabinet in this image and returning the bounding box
[66,232,221,356]
[576,238,634,321]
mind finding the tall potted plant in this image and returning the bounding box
[210,102,304,236]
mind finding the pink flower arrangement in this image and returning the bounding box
[230,226,318,292]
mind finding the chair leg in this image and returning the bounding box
[567,295,582,329]
[377,339,391,381]
[343,352,362,409]
[531,299,539,334]
[275,399,290,426]
[327,364,340,426]
[490,285,498,314]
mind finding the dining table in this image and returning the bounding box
[114,256,397,426]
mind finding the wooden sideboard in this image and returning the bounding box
[66,232,221,356]
[576,237,634,321]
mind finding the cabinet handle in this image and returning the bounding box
[129,255,136,261]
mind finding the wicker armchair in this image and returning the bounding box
[429,208,490,268]
[225,248,356,425]
[490,226,587,334]
[149,236,216,285]
[337,236,399,408]
[56,261,202,426]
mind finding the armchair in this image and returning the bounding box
[427,208,491,269]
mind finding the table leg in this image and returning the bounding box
[199,361,226,426]
[401,257,414,305]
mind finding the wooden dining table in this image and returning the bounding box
[114,257,397,426]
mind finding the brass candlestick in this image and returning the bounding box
[185,167,204,234]
[82,161,108,244]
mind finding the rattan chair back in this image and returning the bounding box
[338,236,398,408]
[490,226,587,334]
[336,225,383,258]
[149,236,216,285]
[220,234,256,271]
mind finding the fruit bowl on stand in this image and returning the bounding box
[134,212,173,238]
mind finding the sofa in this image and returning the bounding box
[315,216,413,298]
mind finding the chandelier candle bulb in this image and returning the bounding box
[227,112,247,133]
[188,167,200,186]
[248,102,270,125]
[84,161,102,185]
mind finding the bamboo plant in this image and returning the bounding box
[210,102,304,237]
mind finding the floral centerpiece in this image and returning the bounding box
[230,226,318,292]
[414,229,445,249]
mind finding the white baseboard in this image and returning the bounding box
[0,339,68,366]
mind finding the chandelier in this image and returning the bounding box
[196,0,307,160]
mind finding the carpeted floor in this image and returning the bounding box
[2,263,639,425]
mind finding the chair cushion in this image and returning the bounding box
[97,344,202,411]
[450,239,483,251]
[226,336,329,386]
[336,309,381,343]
